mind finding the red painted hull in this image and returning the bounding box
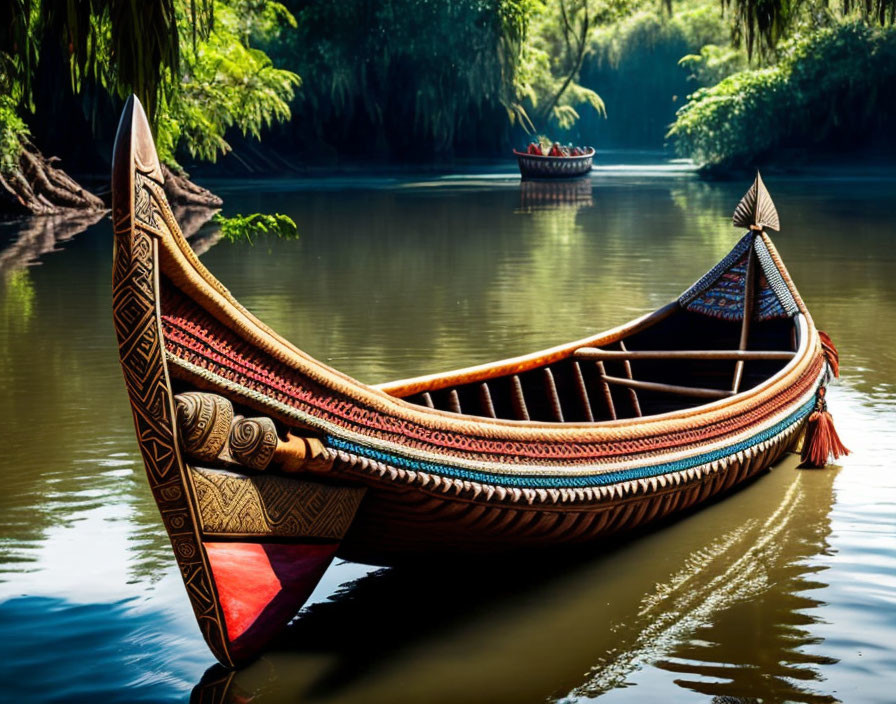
[204,541,338,660]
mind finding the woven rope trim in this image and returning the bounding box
[167,351,821,477]
[327,404,807,505]
[326,391,814,487]
[161,316,817,465]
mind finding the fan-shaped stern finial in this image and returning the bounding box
[733,171,780,232]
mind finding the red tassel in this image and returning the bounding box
[799,387,849,468]
[818,330,839,378]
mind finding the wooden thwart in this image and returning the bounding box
[575,348,795,361]
[600,374,735,400]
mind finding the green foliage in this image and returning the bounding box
[678,43,747,85]
[0,96,30,175]
[213,212,298,244]
[669,21,896,167]
[0,0,295,171]
[576,0,735,147]
[514,0,629,132]
[724,0,896,58]
[156,1,300,165]
[268,0,540,154]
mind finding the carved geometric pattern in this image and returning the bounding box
[191,466,365,539]
[113,166,231,665]
[175,391,234,463]
[228,416,278,470]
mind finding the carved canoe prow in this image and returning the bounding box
[112,95,842,667]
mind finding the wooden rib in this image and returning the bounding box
[571,361,594,422]
[478,382,497,418]
[379,301,680,398]
[595,361,617,420]
[640,495,668,525]
[447,389,462,414]
[600,374,734,400]
[732,244,757,394]
[589,509,613,534]
[619,340,642,418]
[574,348,795,361]
[421,392,435,408]
[543,368,564,422]
[510,375,530,421]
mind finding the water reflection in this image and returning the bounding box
[519,178,594,212]
[0,170,894,702]
[0,210,105,275]
[190,461,837,704]
[175,205,223,256]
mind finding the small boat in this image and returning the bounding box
[112,97,846,667]
[514,146,595,179]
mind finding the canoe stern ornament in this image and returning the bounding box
[733,171,780,232]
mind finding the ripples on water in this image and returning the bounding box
[0,159,894,702]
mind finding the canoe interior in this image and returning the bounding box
[396,309,797,422]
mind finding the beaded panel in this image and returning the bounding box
[680,234,798,321]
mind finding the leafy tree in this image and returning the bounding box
[0,0,298,213]
[515,0,612,132]
[723,0,896,57]
[669,22,896,168]
[155,1,300,166]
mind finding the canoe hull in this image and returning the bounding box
[335,423,799,564]
[112,97,829,666]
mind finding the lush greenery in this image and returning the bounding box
[4,0,896,195]
[0,1,299,171]
[155,1,301,165]
[577,0,737,148]
[0,96,29,176]
[669,22,896,167]
[213,212,298,244]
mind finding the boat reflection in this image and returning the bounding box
[518,177,593,212]
[191,459,838,704]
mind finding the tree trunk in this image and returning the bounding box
[0,139,106,217]
[161,164,223,208]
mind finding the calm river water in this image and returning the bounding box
[1,159,895,703]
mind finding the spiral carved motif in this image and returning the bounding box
[229,416,278,470]
[175,392,234,463]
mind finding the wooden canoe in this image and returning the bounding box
[112,97,837,667]
[514,147,595,179]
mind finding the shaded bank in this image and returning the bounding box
[669,22,896,174]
